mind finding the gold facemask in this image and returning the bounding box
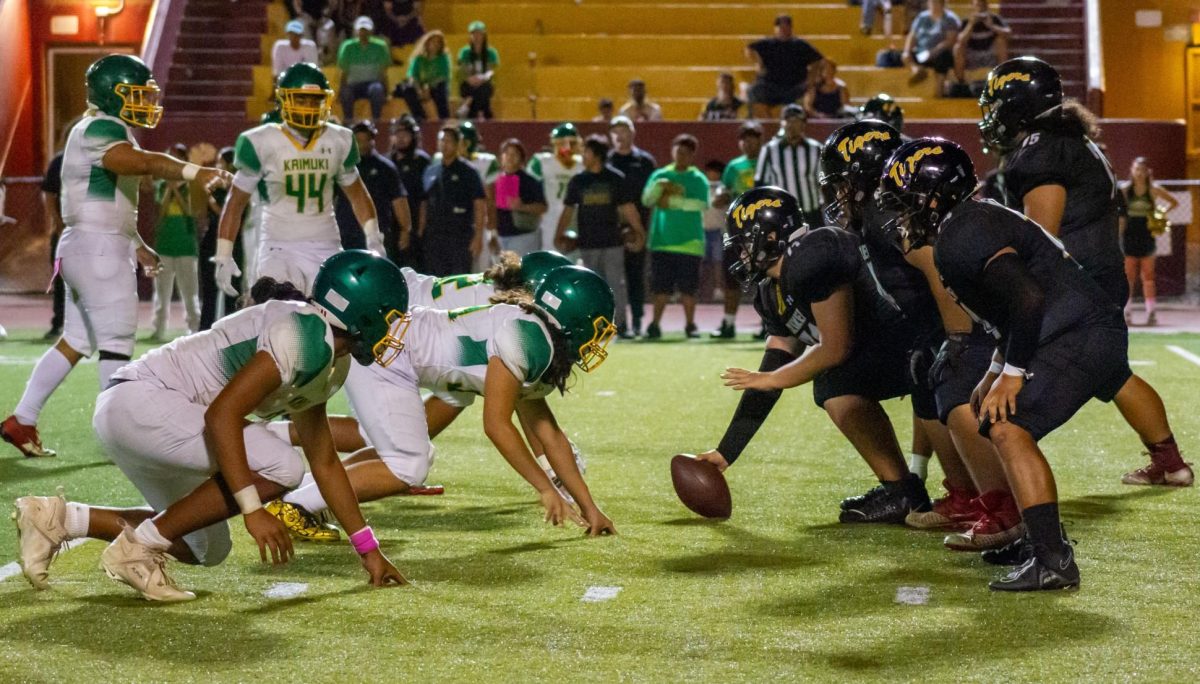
[279,87,333,130]
[576,316,617,373]
[115,80,163,128]
[372,309,412,367]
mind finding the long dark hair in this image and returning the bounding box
[467,34,493,68]
[483,250,527,292]
[488,289,575,393]
[1031,98,1101,140]
[240,276,307,309]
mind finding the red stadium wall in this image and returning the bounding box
[0,0,35,176]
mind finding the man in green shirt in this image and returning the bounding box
[711,121,764,339]
[641,134,710,339]
[338,16,392,120]
[151,144,201,340]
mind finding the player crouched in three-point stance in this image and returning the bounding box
[694,187,935,524]
[878,138,1135,591]
[13,252,408,601]
[270,265,618,539]
[2,54,230,460]
[214,62,386,298]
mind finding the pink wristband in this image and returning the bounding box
[349,526,379,555]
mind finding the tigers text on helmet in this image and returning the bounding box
[819,120,902,227]
[724,186,803,288]
[533,266,617,373]
[276,62,334,130]
[876,138,977,249]
[520,250,573,292]
[857,93,904,133]
[311,250,411,367]
[86,54,163,129]
[978,56,1062,152]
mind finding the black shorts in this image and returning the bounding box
[813,338,912,412]
[979,325,1132,441]
[932,331,996,424]
[917,48,955,74]
[1122,218,1157,258]
[650,251,702,295]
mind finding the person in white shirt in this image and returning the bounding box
[272,20,320,77]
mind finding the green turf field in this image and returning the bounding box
[1,329,1198,682]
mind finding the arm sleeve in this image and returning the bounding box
[716,347,799,464]
[260,311,334,387]
[641,170,664,207]
[978,252,1044,371]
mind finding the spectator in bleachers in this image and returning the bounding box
[700,72,744,121]
[338,15,392,120]
[456,21,499,120]
[150,144,201,341]
[860,1,897,47]
[608,116,657,337]
[746,14,824,119]
[618,79,664,122]
[388,114,430,267]
[372,0,425,51]
[397,29,451,121]
[557,135,645,338]
[593,98,615,123]
[273,20,320,77]
[419,125,487,275]
[492,139,547,256]
[754,104,823,226]
[642,134,709,340]
[951,0,1010,89]
[901,0,960,94]
[803,59,852,118]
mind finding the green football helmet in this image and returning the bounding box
[550,122,579,141]
[458,120,480,155]
[520,250,573,292]
[533,266,616,373]
[311,250,411,367]
[86,54,162,128]
[276,62,333,130]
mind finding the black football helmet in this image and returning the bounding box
[978,56,1062,152]
[819,119,903,226]
[857,94,904,132]
[724,186,804,288]
[876,138,977,249]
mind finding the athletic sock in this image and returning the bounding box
[132,519,172,552]
[12,347,74,425]
[63,502,90,539]
[282,481,328,515]
[1146,297,1157,314]
[722,313,736,327]
[909,453,930,481]
[1021,502,1066,559]
[1147,434,1186,471]
[98,359,126,391]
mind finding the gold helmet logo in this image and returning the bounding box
[732,198,783,230]
[887,146,944,186]
[837,130,893,162]
[987,71,1031,96]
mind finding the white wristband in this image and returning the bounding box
[216,237,235,260]
[988,361,1004,375]
[234,485,262,515]
[362,218,380,240]
[181,162,200,181]
[1001,363,1029,378]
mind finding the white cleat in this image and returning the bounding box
[12,492,69,590]
[99,529,195,602]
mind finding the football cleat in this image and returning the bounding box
[710,321,736,340]
[841,483,887,511]
[1121,461,1194,487]
[905,480,979,530]
[13,491,70,590]
[840,475,931,524]
[989,544,1080,592]
[645,322,662,340]
[2,415,57,458]
[401,484,445,496]
[943,490,1024,551]
[265,500,341,542]
[100,529,195,602]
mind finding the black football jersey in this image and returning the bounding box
[856,202,942,338]
[1003,131,1122,286]
[935,199,1123,345]
[753,226,906,345]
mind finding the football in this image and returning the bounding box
[671,454,732,519]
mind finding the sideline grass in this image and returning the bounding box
[1,329,1198,682]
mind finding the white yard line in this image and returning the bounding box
[1166,345,1200,369]
[0,538,90,583]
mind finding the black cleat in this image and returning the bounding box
[710,321,736,339]
[684,323,700,339]
[981,535,1033,566]
[645,322,662,340]
[989,545,1080,592]
[840,484,887,511]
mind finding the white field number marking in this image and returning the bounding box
[894,586,931,605]
[263,582,309,599]
[581,586,621,603]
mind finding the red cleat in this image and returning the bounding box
[2,416,57,458]
[944,489,1023,551]
[1122,462,1194,487]
[905,480,980,530]
[402,484,445,496]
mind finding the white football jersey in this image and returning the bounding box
[231,122,359,242]
[113,300,349,419]
[528,151,583,245]
[402,268,497,309]
[374,303,554,407]
[57,112,141,257]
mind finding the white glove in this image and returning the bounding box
[363,218,386,257]
[212,238,242,297]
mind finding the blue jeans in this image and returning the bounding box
[340,80,385,121]
[861,0,892,31]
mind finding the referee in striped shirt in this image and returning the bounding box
[754,104,825,226]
